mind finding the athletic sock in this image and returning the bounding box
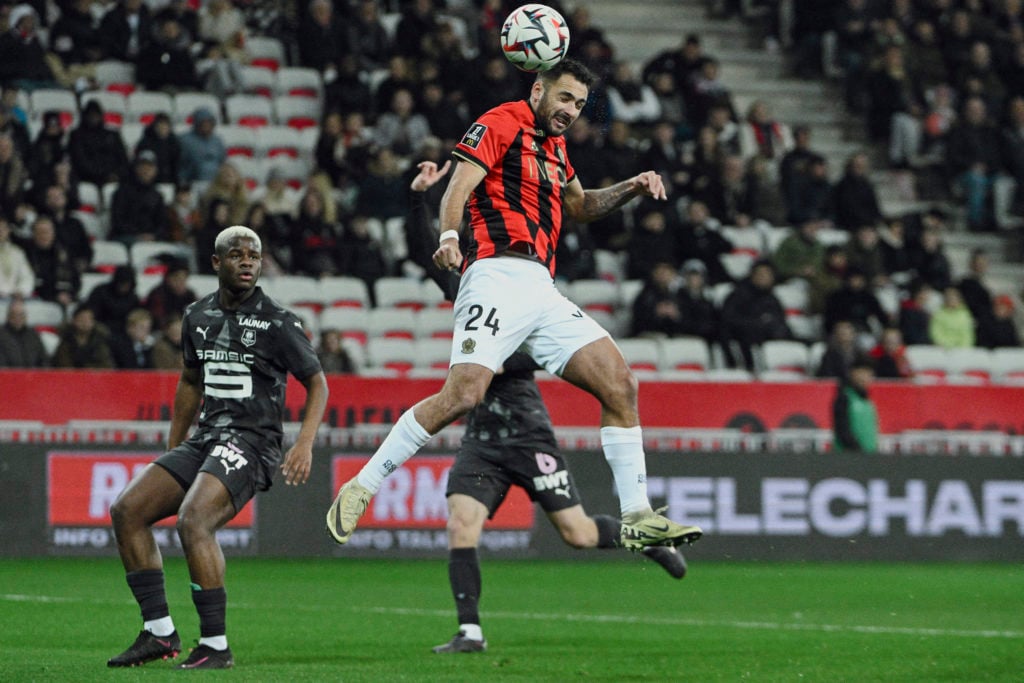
[459,623,483,641]
[191,586,228,650]
[127,569,173,634]
[448,548,481,632]
[600,426,651,516]
[356,409,432,494]
[592,514,622,549]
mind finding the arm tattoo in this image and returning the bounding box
[578,179,638,222]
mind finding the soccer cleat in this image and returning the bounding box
[432,631,487,654]
[621,507,702,550]
[326,478,373,545]
[107,629,181,667]
[641,545,688,579]
[176,643,234,669]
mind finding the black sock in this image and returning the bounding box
[126,570,169,622]
[191,587,227,639]
[592,515,622,549]
[448,548,481,627]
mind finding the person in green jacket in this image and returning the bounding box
[929,286,975,348]
[832,358,879,453]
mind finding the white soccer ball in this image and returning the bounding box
[500,3,570,73]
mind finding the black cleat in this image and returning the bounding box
[107,630,181,667]
[642,545,688,579]
[432,631,487,654]
[176,643,234,670]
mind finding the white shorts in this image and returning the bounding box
[450,257,610,374]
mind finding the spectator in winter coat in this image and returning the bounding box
[135,113,181,185]
[869,327,913,379]
[178,108,225,184]
[68,100,128,186]
[143,260,197,329]
[719,260,790,370]
[109,151,169,244]
[136,16,200,91]
[929,286,975,348]
[676,259,718,344]
[0,296,47,367]
[86,265,140,334]
[53,304,114,369]
[0,5,56,88]
[631,261,685,337]
[100,0,154,62]
[0,217,34,298]
[977,295,1021,349]
[832,359,879,454]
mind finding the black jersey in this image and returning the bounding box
[461,355,559,453]
[181,287,321,445]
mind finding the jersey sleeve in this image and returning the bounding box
[181,306,200,369]
[559,139,576,185]
[452,107,514,174]
[278,311,323,380]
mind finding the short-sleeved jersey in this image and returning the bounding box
[181,287,321,444]
[461,363,558,454]
[452,100,576,278]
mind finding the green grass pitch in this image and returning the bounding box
[1,557,1021,681]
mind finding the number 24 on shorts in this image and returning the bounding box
[465,305,500,336]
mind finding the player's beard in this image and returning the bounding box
[534,96,575,137]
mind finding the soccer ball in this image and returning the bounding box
[500,4,570,73]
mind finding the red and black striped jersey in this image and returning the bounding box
[452,100,576,278]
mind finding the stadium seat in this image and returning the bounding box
[29,88,77,128]
[375,277,427,310]
[720,252,754,280]
[319,276,371,309]
[240,65,276,98]
[760,339,810,376]
[276,67,323,99]
[615,338,660,372]
[258,125,301,159]
[274,95,320,131]
[808,341,827,373]
[129,241,192,275]
[659,336,711,372]
[80,91,126,127]
[415,308,454,339]
[24,299,65,332]
[945,347,994,383]
[568,278,618,314]
[76,182,101,214]
[266,156,309,190]
[418,279,450,309]
[816,227,850,248]
[188,274,219,295]
[787,314,821,342]
[365,337,417,374]
[73,210,104,240]
[39,329,60,356]
[773,280,810,317]
[225,94,274,128]
[710,282,735,307]
[365,308,417,339]
[905,345,949,382]
[617,279,644,309]
[289,305,319,340]
[136,273,163,300]
[126,91,173,125]
[91,240,130,273]
[321,307,369,345]
[259,275,321,311]
[230,156,268,190]
[992,348,1024,384]
[702,367,755,382]
[119,123,145,152]
[721,226,765,256]
[173,92,221,125]
[78,271,109,301]
[414,338,453,370]
[594,249,626,282]
[95,60,136,95]
[247,36,286,71]
[219,125,257,158]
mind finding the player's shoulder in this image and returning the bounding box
[247,288,302,327]
[183,291,219,322]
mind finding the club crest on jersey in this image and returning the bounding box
[240,328,257,347]
[461,338,476,354]
[461,123,487,150]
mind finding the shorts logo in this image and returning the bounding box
[461,123,487,150]
[211,443,249,474]
[535,452,558,474]
[240,328,257,347]
[461,338,476,354]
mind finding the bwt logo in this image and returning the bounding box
[212,443,249,474]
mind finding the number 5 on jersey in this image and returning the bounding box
[465,305,500,336]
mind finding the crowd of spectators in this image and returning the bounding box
[0,0,1021,380]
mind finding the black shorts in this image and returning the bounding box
[446,443,581,518]
[154,430,280,513]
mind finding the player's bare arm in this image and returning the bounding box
[167,366,202,449]
[434,160,486,270]
[281,371,329,486]
[563,171,668,223]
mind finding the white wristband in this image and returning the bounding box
[438,229,459,244]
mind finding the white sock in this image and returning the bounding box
[356,409,432,494]
[143,616,175,637]
[601,426,651,516]
[459,623,483,641]
[199,635,228,651]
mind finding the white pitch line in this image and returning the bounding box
[4,594,1021,640]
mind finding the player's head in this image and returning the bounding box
[213,225,262,293]
[530,58,596,137]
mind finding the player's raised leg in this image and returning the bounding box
[174,473,237,670]
[560,338,702,549]
[107,465,186,667]
[432,494,489,653]
[327,363,494,544]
